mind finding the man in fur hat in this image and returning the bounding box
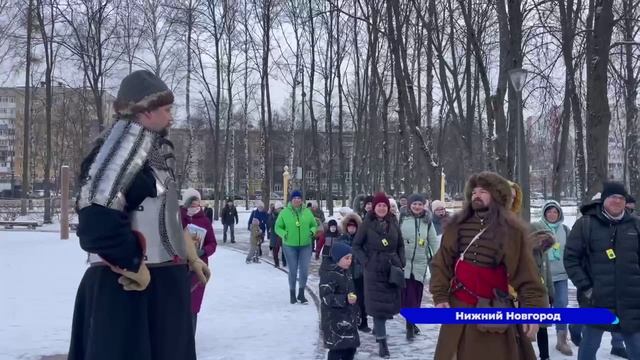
[429,171,546,360]
[69,70,210,360]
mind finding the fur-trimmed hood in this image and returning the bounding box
[542,200,564,223]
[340,212,362,234]
[508,181,523,214]
[464,171,513,208]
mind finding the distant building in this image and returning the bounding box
[0,86,115,194]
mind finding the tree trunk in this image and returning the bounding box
[336,8,346,206]
[585,0,614,197]
[308,0,320,203]
[36,0,55,223]
[243,0,250,209]
[21,0,34,215]
[622,0,640,197]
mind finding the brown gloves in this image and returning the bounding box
[111,263,151,291]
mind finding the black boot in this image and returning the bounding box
[358,317,371,333]
[377,338,390,358]
[611,346,629,359]
[297,288,309,304]
[406,321,415,341]
[413,324,421,335]
[290,290,297,304]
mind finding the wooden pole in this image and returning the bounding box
[60,165,69,240]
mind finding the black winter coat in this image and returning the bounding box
[352,213,405,319]
[564,201,640,332]
[220,205,238,225]
[319,265,360,350]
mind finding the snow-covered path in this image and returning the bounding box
[0,232,320,360]
[195,247,320,360]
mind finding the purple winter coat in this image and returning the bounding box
[181,207,217,314]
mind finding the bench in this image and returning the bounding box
[0,221,40,229]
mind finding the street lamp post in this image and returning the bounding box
[509,68,530,221]
[283,166,290,204]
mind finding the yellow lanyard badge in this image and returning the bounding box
[381,238,389,247]
[606,248,616,260]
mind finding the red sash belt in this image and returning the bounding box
[451,259,508,306]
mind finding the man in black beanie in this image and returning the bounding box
[68,70,210,360]
[565,181,640,359]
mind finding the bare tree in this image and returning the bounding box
[610,0,640,197]
[119,0,145,74]
[140,0,182,79]
[56,0,124,132]
[20,0,34,215]
[34,0,59,223]
[585,0,615,197]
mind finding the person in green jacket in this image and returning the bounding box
[275,189,317,304]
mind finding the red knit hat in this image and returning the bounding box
[372,192,390,209]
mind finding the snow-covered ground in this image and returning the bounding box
[0,232,319,360]
[0,203,628,360]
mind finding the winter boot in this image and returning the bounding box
[358,317,371,333]
[413,324,421,335]
[290,290,297,304]
[406,321,415,341]
[555,330,573,356]
[230,239,236,244]
[377,338,390,358]
[610,346,629,359]
[297,288,309,304]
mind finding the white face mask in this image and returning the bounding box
[187,207,200,217]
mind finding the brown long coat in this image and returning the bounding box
[429,215,546,360]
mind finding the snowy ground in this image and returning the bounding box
[0,231,320,360]
[0,203,626,360]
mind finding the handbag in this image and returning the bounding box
[388,260,406,288]
[453,228,513,334]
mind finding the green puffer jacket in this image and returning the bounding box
[274,203,317,247]
[400,211,439,283]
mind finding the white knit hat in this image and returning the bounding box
[431,200,446,211]
[274,201,284,209]
[182,188,201,206]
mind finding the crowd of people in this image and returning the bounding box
[310,173,640,360]
[68,70,640,360]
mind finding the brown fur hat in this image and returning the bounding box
[113,70,174,116]
[341,212,362,234]
[463,171,512,208]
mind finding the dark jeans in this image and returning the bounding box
[374,317,387,340]
[223,223,234,242]
[327,348,356,360]
[570,324,627,349]
[578,326,640,360]
[537,327,549,359]
[354,277,367,326]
